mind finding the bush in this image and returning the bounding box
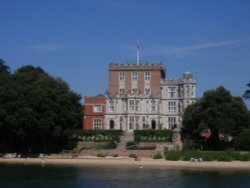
[234,129,250,151]
[129,154,137,158]
[134,130,173,142]
[97,153,106,158]
[126,141,137,148]
[238,153,250,161]
[216,152,232,161]
[113,154,119,157]
[153,153,163,159]
[165,151,181,161]
[127,145,156,150]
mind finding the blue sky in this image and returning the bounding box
[1,0,250,107]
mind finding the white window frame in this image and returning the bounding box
[168,101,176,113]
[109,100,115,112]
[144,71,151,81]
[144,88,151,94]
[119,88,125,94]
[129,100,135,111]
[119,116,123,130]
[132,71,138,81]
[168,87,176,98]
[129,99,139,112]
[129,116,134,130]
[119,72,125,81]
[151,100,156,112]
[93,119,102,130]
[142,116,146,129]
[132,88,138,94]
[93,105,102,112]
[168,117,176,130]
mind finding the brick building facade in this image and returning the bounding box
[83,96,105,130]
[84,62,196,130]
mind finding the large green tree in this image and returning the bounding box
[0,62,82,153]
[182,86,250,150]
[0,59,11,151]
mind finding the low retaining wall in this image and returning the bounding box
[79,149,159,157]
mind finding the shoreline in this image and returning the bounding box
[1,157,250,171]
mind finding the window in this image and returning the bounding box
[119,116,123,130]
[168,87,176,98]
[93,119,102,130]
[132,72,138,80]
[129,100,135,111]
[142,116,146,129]
[135,116,139,129]
[129,116,139,130]
[144,88,151,94]
[135,100,140,112]
[129,116,134,130]
[132,88,137,94]
[119,72,125,81]
[93,105,102,112]
[151,100,156,112]
[144,71,151,81]
[168,117,176,130]
[119,88,125,94]
[109,100,115,112]
[168,101,176,113]
[129,99,139,112]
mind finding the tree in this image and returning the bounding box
[182,86,250,150]
[0,59,11,151]
[243,81,250,99]
[234,129,250,151]
[0,62,83,153]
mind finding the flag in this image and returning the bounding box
[137,40,140,50]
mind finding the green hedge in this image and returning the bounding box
[165,151,250,161]
[73,130,123,142]
[134,130,173,143]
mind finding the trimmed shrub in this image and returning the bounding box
[153,153,163,159]
[97,153,106,158]
[165,151,181,161]
[126,141,136,148]
[129,154,137,158]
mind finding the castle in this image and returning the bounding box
[84,62,196,131]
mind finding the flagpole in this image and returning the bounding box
[137,41,140,65]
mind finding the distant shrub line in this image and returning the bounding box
[165,151,250,161]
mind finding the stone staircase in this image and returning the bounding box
[116,130,134,150]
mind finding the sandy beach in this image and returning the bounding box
[1,157,250,170]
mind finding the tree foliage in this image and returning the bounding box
[182,86,250,150]
[243,81,250,99]
[234,129,250,151]
[0,61,82,153]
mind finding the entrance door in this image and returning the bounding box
[110,120,114,130]
[151,120,156,129]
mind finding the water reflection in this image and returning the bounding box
[0,164,250,188]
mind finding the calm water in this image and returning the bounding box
[0,164,250,188]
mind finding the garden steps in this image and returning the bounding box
[116,131,134,149]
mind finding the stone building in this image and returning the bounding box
[84,62,196,131]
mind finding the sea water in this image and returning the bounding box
[0,164,250,188]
